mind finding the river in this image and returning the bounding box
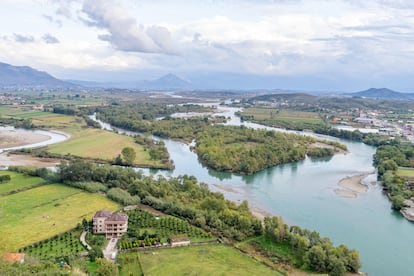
[91,109,413,276]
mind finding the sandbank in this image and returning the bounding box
[0,129,51,148]
[212,183,240,193]
[335,172,373,198]
[338,173,369,193]
[249,206,273,221]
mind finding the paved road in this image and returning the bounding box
[103,238,118,261]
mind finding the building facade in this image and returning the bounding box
[93,210,128,239]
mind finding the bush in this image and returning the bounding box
[107,188,140,206]
[0,175,11,183]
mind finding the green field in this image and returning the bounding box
[0,183,119,250]
[0,171,45,195]
[134,244,281,276]
[46,127,157,166]
[117,253,143,276]
[13,111,54,118]
[242,108,324,124]
[31,114,80,128]
[396,167,414,178]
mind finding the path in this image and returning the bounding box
[80,231,92,251]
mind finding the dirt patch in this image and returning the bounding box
[0,152,60,167]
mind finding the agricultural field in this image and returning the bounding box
[46,127,155,166]
[117,253,143,276]
[0,170,45,195]
[31,114,80,128]
[21,229,85,260]
[132,244,281,276]
[242,108,324,125]
[396,167,414,178]
[0,183,119,251]
[119,209,213,250]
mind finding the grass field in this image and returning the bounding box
[46,127,156,165]
[31,114,80,128]
[242,108,324,124]
[13,111,54,118]
[0,183,119,250]
[0,171,45,195]
[396,167,414,178]
[117,253,143,276]
[135,244,281,276]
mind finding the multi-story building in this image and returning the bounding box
[93,210,128,239]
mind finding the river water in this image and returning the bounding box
[91,108,413,276]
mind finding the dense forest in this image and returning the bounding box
[195,125,341,174]
[18,160,360,275]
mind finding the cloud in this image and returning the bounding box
[42,14,63,27]
[13,33,34,43]
[81,0,178,55]
[42,34,60,44]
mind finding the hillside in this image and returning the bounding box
[347,88,414,100]
[0,62,75,88]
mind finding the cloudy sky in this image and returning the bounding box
[1,0,414,91]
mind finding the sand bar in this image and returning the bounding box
[0,129,51,148]
[339,173,370,193]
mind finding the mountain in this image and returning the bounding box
[0,62,76,88]
[347,88,414,100]
[140,73,192,89]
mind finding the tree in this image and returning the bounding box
[121,147,136,165]
[96,258,117,276]
[305,245,327,272]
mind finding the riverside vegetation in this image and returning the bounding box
[373,140,414,210]
[91,103,347,174]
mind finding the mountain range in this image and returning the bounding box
[2,61,414,97]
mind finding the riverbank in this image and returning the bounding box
[0,129,51,148]
[0,152,60,167]
[334,173,371,198]
[212,183,273,220]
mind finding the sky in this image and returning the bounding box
[1,0,414,91]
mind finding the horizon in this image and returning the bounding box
[1,1,414,92]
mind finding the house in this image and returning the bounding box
[3,253,25,264]
[169,235,190,247]
[93,210,128,239]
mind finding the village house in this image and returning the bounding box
[93,210,128,239]
[169,235,191,247]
